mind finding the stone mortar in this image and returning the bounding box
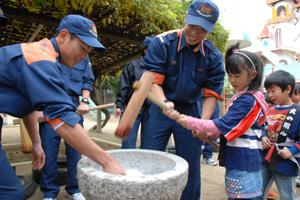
[78,149,189,200]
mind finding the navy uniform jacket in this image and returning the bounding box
[0,38,81,126]
[142,30,225,104]
[62,56,94,97]
[115,57,147,111]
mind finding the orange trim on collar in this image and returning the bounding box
[203,88,223,101]
[201,39,206,57]
[194,39,206,56]
[194,42,201,53]
[177,30,183,52]
[21,38,58,65]
[152,72,165,85]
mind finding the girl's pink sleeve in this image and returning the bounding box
[186,116,221,138]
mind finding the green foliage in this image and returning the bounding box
[22,0,189,35]
[103,71,121,97]
[208,22,229,53]
[21,0,228,51]
[21,0,229,97]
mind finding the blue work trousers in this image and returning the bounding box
[39,120,82,198]
[141,103,202,200]
[0,116,24,200]
[121,110,148,149]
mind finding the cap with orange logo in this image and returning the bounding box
[56,14,105,52]
[186,0,219,33]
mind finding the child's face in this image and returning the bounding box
[266,85,292,105]
[228,68,255,92]
[291,92,300,104]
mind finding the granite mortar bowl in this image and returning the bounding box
[78,149,189,200]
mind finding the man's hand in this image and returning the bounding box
[31,143,45,170]
[77,102,90,115]
[102,159,126,175]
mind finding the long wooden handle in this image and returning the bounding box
[146,91,220,150]
[37,103,116,123]
[115,72,154,138]
[88,103,115,111]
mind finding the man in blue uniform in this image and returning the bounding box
[39,56,94,200]
[141,0,224,199]
[0,14,125,200]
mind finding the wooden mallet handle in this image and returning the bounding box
[88,103,115,111]
[146,91,220,150]
[114,71,154,137]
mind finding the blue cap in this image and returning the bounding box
[0,7,8,25]
[186,0,219,33]
[143,37,154,49]
[56,15,105,52]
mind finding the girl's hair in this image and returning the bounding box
[225,43,264,91]
[294,84,300,95]
[264,70,295,96]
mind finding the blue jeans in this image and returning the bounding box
[255,163,297,200]
[202,142,213,159]
[40,121,82,198]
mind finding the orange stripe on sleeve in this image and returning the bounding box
[47,118,63,129]
[203,88,223,101]
[21,38,58,65]
[152,72,165,85]
[225,102,261,142]
[177,30,183,52]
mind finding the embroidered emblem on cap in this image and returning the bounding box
[196,4,213,17]
[89,23,98,37]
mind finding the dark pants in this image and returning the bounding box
[121,109,148,149]
[141,104,202,200]
[39,120,82,198]
[0,116,24,200]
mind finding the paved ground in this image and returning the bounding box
[1,114,298,200]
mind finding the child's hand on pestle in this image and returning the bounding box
[192,130,209,141]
